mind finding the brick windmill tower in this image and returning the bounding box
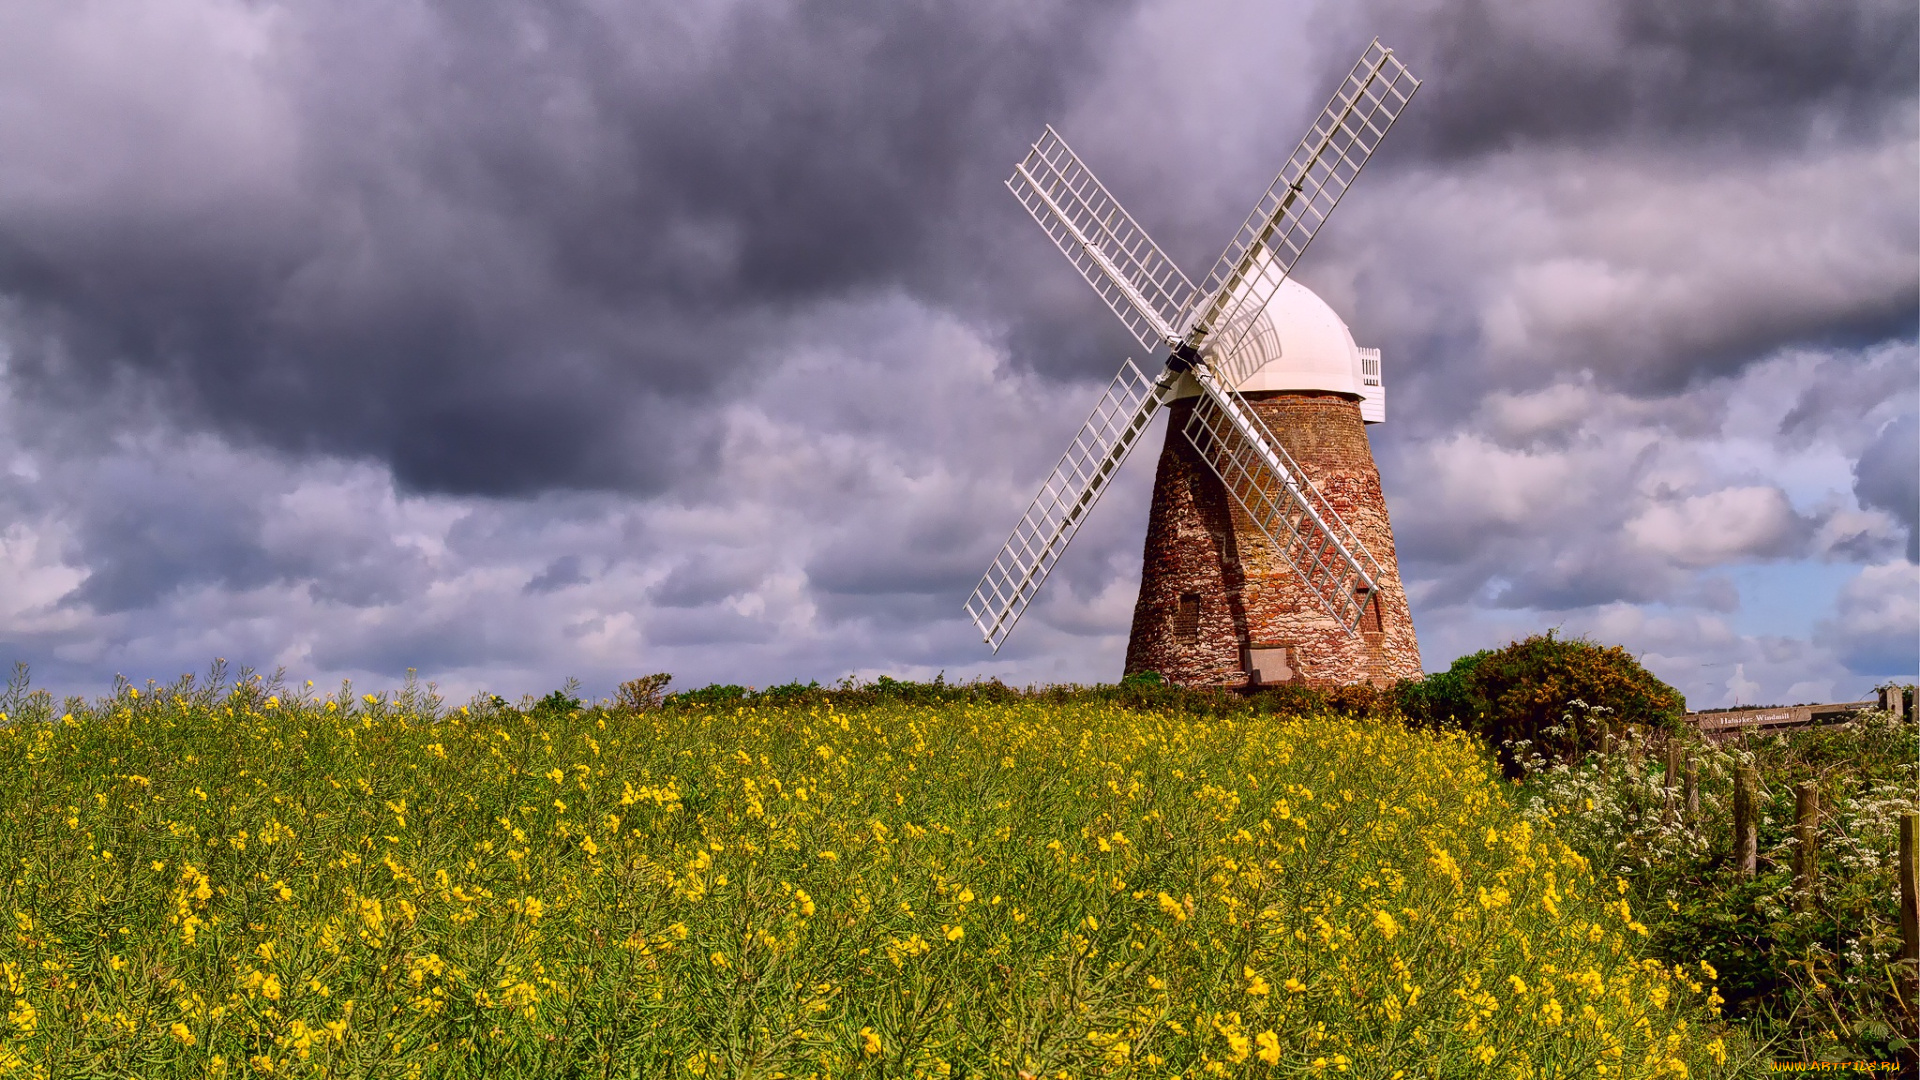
[965,41,1423,689]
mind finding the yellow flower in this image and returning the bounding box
[944,924,964,942]
[860,1027,882,1054]
[1244,967,1270,996]
[1372,910,1400,940]
[1255,1030,1281,1065]
[170,1021,196,1045]
[1157,892,1188,922]
[1225,1030,1250,1063]
[1284,977,1307,994]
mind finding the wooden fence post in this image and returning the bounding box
[1732,764,1757,878]
[1793,781,1818,911]
[1900,812,1917,1013]
[1663,741,1680,821]
[1683,754,1699,820]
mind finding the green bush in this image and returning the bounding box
[1403,633,1685,777]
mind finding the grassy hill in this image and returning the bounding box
[0,671,1735,1077]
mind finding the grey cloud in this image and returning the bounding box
[0,0,1135,497]
[1340,0,1917,159]
[1779,347,1919,448]
[643,605,778,648]
[649,553,766,609]
[804,497,992,599]
[62,464,279,612]
[524,555,590,595]
[1485,550,1680,611]
[304,606,525,677]
[1815,562,1919,677]
[1853,412,1919,562]
[51,448,425,613]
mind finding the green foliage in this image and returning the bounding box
[1515,707,1918,1064]
[661,683,753,709]
[1402,634,1685,777]
[1392,651,1489,732]
[529,689,582,718]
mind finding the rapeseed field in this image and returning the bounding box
[0,676,1731,1077]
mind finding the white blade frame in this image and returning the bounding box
[967,360,1179,651]
[1008,126,1198,355]
[1184,40,1420,389]
[1181,366,1384,633]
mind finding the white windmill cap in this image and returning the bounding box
[1172,278,1367,399]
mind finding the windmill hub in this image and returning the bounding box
[1174,278,1385,421]
[966,41,1423,688]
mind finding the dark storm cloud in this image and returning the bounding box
[649,553,766,610]
[524,555,589,595]
[1340,0,1917,158]
[1854,412,1920,562]
[59,465,277,613]
[46,446,431,613]
[0,0,1134,497]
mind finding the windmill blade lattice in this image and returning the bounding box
[970,40,1418,653]
[1008,127,1199,354]
[966,360,1177,651]
[1181,369,1384,632]
[1185,40,1419,389]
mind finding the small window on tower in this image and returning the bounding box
[1174,594,1202,641]
[1355,587,1383,634]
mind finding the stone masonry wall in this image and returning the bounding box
[1123,391,1422,688]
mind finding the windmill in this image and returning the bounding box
[965,41,1424,688]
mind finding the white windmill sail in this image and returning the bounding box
[968,40,1418,652]
[1007,127,1198,354]
[965,360,1178,651]
[1180,364,1385,632]
[1184,41,1419,390]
